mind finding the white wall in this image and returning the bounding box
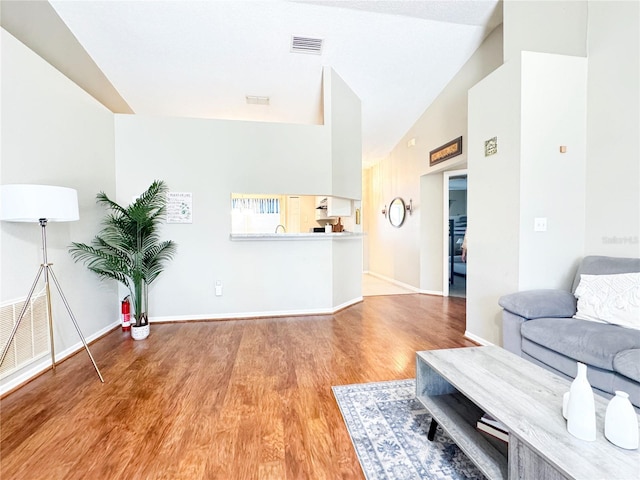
[113,115,329,318]
[584,1,639,257]
[449,190,467,217]
[367,148,421,288]
[1,29,116,391]
[373,0,638,346]
[467,58,522,345]
[327,68,363,302]
[332,237,363,307]
[328,68,362,200]
[113,67,362,320]
[503,0,588,62]
[503,0,639,259]
[518,52,587,290]
[362,168,371,272]
[1,31,363,393]
[419,173,444,293]
[365,25,504,292]
[461,0,639,346]
[467,52,587,344]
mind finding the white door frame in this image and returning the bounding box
[442,169,468,296]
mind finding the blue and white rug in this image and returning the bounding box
[332,379,483,480]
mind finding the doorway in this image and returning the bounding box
[443,170,467,297]
[286,196,301,233]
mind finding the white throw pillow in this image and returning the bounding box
[574,272,640,330]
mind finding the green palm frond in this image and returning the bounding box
[143,241,177,284]
[69,180,177,326]
[87,268,130,286]
[96,192,129,217]
[133,180,169,210]
[69,242,133,277]
[91,236,133,259]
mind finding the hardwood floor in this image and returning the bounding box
[1,294,475,480]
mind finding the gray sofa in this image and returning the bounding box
[499,255,640,408]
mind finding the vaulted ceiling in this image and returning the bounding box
[2,0,502,166]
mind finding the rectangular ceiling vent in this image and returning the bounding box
[291,36,323,55]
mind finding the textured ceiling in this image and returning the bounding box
[44,0,501,166]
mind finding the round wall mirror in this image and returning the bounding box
[388,197,406,228]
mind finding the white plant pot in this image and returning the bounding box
[131,324,150,341]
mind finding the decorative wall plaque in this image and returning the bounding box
[429,136,463,166]
[485,137,498,157]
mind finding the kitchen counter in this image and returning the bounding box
[229,232,364,241]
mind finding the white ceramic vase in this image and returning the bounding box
[131,323,150,341]
[605,391,639,450]
[566,362,596,441]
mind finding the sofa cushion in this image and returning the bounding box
[574,272,640,330]
[613,349,640,383]
[521,344,615,393]
[612,373,640,409]
[499,290,577,319]
[521,318,640,371]
[571,255,640,293]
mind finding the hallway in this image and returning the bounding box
[362,273,414,297]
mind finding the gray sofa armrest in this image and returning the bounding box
[503,311,526,356]
[498,289,577,320]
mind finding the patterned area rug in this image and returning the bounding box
[333,379,483,480]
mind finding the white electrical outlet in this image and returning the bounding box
[534,217,548,232]
[215,280,223,296]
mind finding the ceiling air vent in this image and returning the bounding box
[291,36,323,55]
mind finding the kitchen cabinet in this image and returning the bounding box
[315,196,352,219]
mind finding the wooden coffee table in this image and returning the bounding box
[416,346,640,480]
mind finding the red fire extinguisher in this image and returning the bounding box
[121,295,131,331]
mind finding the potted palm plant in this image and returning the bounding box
[69,180,177,340]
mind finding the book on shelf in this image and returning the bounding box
[477,413,509,443]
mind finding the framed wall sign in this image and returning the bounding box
[167,192,193,223]
[429,136,463,166]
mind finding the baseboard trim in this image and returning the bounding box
[366,271,445,296]
[464,331,494,346]
[0,321,120,397]
[420,289,444,296]
[366,272,422,293]
[333,297,364,312]
[54,321,121,362]
[0,358,51,398]
[150,297,364,323]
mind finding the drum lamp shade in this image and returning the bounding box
[0,184,79,222]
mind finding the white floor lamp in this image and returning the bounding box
[0,184,104,382]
